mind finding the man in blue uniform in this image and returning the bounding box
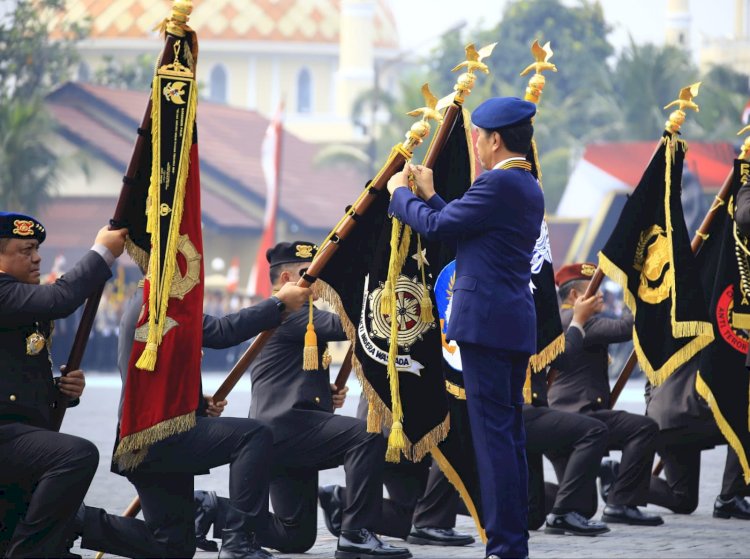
[0,211,127,558]
[387,97,545,559]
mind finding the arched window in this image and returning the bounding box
[297,68,312,114]
[77,62,90,82]
[210,65,228,103]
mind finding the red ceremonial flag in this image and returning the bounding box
[247,102,284,298]
[115,32,204,470]
[743,99,750,125]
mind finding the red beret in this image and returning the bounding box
[554,262,597,287]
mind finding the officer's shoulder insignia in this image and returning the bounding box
[295,244,315,258]
[12,220,35,236]
[581,263,596,277]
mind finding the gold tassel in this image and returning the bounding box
[380,279,395,316]
[420,284,433,322]
[366,400,382,433]
[522,364,532,404]
[302,296,318,371]
[386,420,405,463]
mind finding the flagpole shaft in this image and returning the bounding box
[334,345,354,391]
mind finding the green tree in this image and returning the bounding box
[92,53,156,91]
[613,39,698,140]
[0,0,87,213]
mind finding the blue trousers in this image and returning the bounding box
[461,344,529,559]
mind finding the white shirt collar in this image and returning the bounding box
[492,156,527,170]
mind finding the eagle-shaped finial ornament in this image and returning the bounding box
[402,84,443,152]
[520,40,557,105]
[449,42,497,105]
[664,82,701,134]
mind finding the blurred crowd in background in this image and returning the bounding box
[48,272,635,378]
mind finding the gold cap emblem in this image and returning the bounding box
[580,264,596,277]
[295,244,314,259]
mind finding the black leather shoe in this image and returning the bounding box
[598,458,619,503]
[714,495,750,520]
[336,529,412,558]
[194,490,219,552]
[219,530,274,558]
[319,484,343,537]
[544,511,610,536]
[406,526,474,546]
[602,504,663,526]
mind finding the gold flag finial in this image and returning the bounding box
[739,124,750,160]
[449,42,497,105]
[520,40,557,105]
[402,83,443,153]
[664,82,701,134]
[166,0,193,37]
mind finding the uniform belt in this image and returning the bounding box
[445,380,466,400]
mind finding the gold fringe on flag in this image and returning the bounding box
[302,296,318,370]
[366,400,382,433]
[431,446,487,544]
[696,372,750,483]
[114,410,195,470]
[597,136,714,386]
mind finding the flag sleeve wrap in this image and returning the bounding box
[116,33,204,471]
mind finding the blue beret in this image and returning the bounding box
[266,240,317,267]
[471,97,536,130]
[0,212,46,244]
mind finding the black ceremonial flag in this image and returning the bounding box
[525,142,565,398]
[696,159,750,483]
[598,132,713,386]
[317,147,449,463]
[426,107,485,540]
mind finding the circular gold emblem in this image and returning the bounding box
[170,234,202,300]
[368,275,435,351]
[634,225,673,305]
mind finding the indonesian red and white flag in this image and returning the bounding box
[226,257,240,293]
[247,102,284,298]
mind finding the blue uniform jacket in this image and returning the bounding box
[388,167,544,354]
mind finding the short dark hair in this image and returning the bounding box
[558,279,588,303]
[484,122,534,154]
[270,262,301,285]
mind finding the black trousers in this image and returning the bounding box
[253,414,385,553]
[525,406,608,526]
[583,409,659,507]
[0,424,98,558]
[649,421,748,513]
[81,416,272,559]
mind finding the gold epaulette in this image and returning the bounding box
[499,160,532,172]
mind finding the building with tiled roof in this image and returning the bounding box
[41,81,366,285]
[556,140,738,262]
[59,0,400,143]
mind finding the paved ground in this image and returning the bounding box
[66,371,750,558]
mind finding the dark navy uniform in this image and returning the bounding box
[389,97,544,558]
[0,211,115,558]
[77,286,282,559]
[647,358,749,514]
[249,305,391,553]
[549,306,660,511]
[524,325,609,530]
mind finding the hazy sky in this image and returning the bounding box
[390,0,735,61]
